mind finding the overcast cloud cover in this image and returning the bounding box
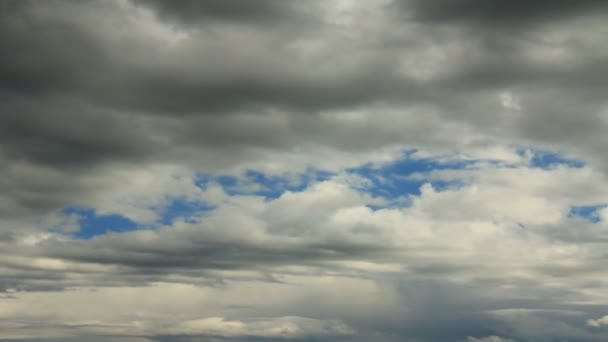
[2,0,608,341]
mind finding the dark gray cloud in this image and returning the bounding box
[403,0,608,27]
[0,97,153,167]
[0,0,411,114]
[34,235,391,280]
[134,0,307,25]
[0,0,606,187]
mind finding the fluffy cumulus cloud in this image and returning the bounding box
[2,0,608,341]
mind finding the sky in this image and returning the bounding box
[1,0,608,341]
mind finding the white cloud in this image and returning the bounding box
[165,316,355,338]
[588,315,608,328]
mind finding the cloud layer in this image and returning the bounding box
[2,1,608,341]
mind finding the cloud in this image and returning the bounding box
[2,0,608,223]
[3,0,608,341]
[161,316,354,338]
[402,0,608,28]
[4,149,608,340]
[588,315,608,328]
[467,336,516,342]
[0,314,353,340]
[133,0,310,25]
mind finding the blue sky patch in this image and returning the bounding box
[348,151,470,199]
[197,169,334,200]
[517,148,585,169]
[241,169,333,199]
[568,205,606,223]
[60,207,139,239]
[159,197,215,225]
[57,197,216,239]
